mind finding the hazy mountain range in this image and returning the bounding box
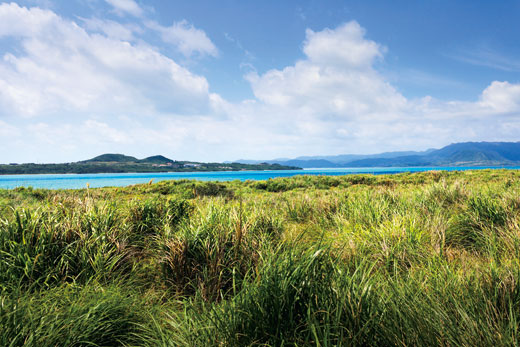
[236,142,520,168]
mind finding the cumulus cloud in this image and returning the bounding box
[147,20,218,58]
[105,0,143,17]
[242,21,520,156]
[479,81,520,114]
[0,3,57,37]
[304,22,383,68]
[247,21,405,119]
[0,6,519,163]
[0,2,212,118]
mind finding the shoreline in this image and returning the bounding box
[1,167,519,190]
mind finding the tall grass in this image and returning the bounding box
[1,283,157,346]
[0,205,128,291]
[1,169,520,345]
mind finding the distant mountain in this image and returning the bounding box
[276,159,340,168]
[430,142,520,162]
[139,155,174,164]
[346,142,520,167]
[83,153,138,163]
[237,142,520,168]
[236,149,437,168]
[84,154,175,164]
[288,149,436,164]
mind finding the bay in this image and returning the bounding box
[0,167,518,190]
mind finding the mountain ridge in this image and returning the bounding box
[236,142,520,168]
[83,153,139,163]
[82,154,175,164]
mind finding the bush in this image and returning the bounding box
[190,182,235,199]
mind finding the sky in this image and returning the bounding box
[0,0,520,163]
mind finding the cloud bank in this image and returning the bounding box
[0,2,519,163]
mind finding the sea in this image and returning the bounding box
[0,167,518,190]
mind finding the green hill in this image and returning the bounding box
[0,154,300,174]
[139,155,174,164]
[83,153,138,163]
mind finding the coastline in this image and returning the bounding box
[1,166,519,190]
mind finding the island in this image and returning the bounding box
[0,154,301,175]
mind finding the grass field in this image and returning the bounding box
[1,170,520,346]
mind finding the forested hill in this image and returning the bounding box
[0,154,301,175]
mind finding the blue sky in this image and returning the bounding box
[1,0,520,163]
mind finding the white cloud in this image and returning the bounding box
[0,2,57,37]
[83,119,131,144]
[147,20,218,58]
[105,0,143,17]
[240,21,520,157]
[80,17,141,41]
[479,81,520,114]
[0,119,20,137]
[304,22,383,68]
[247,21,405,119]
[0,3,212,118]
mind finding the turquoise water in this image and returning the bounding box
[0,167,518,190]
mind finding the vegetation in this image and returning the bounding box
[0,153,300,174]
[1,169,520,345]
